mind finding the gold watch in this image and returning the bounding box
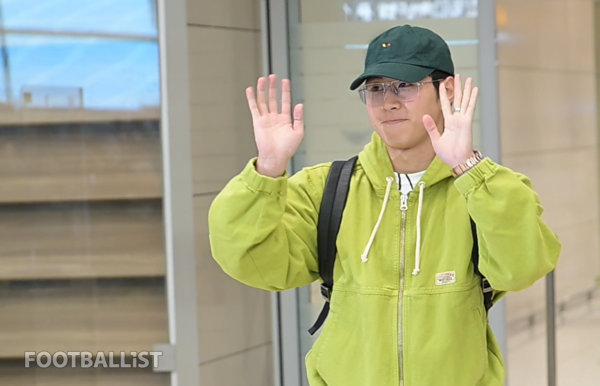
[451,150,483,177]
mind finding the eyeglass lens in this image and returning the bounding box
[360,82,420,105]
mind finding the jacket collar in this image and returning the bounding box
[358,132,453,197]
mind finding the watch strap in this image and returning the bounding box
[452,150,483,177]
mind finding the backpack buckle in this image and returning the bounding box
[320,284,332,302]
[482,278,493,293]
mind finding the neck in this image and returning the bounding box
[387,113,443,174]
[387,142,436,174]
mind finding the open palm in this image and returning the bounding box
[246,75,304,177]
[422,74,479,168]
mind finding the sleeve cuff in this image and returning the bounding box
[453,157,498,195]
[240,157,290,195]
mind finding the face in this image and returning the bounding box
[364,76,453,152]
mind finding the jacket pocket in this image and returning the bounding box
[403,283,488,386]
[314,289,400,386]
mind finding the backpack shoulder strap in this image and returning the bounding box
[308,155,358,335]
[470,218,494,313]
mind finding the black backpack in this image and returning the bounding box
[308,156,493,335]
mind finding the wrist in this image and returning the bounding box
[454,151,476,166]
[451,150,483,178]
[256,157,288,178]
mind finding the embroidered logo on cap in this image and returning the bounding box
[382,43,392,48]
[435,271,456,286]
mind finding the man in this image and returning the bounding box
[208,25,561,386]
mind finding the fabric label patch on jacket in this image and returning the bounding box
[435,271,456,285]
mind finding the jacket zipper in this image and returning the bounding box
[399,193,408,386]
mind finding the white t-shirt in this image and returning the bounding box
[395,171,426,195]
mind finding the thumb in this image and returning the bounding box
[422,114,441,144]
[293,103,304,132]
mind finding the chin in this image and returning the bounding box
[377,124,429,148]
[389,141,414,151]
[381,138,412,151]
[378,132,412,149]
[381,134,430,152]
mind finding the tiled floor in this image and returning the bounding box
[507,297,600,386]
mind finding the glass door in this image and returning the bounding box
[0,1,170,384]
[284,2,483,384]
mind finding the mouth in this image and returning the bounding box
[383,119,408,125]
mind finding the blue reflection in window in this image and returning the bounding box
[1,0,157,36]
[1,36,160,110]
[0,0,160,111]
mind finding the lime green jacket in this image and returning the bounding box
[208,133,561,386]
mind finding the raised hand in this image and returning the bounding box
[422,74,479,168]
[246,74,304,178]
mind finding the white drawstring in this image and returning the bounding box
[361,177,395,263]
[412,182,426,275]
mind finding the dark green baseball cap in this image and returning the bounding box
[350,25,454,90]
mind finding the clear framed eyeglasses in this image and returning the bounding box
[357,79,442,106]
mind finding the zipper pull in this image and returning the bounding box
[400,193,408,211]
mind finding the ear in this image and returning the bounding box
[442,76,455,103]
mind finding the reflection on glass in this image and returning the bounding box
[343,0,478,22]
[0,36,160,110]
[0,1,168,385]
[1,0,157,36]
[0,0,160,111]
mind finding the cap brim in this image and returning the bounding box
[349,63,434,90]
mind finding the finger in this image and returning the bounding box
[466,86,479,118]
[281,79,291,118]
[268,74,278,114]
[453,74,462,111]
[256,77,267,115]
[461,77,472,113]
[422,114,441,144]
[293,103,304,132]
[246,87,260,120]
[439,81,453,118]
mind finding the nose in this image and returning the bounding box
[381,88,403,110]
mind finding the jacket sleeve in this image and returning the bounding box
[208,158,325,292]
[454,158,562,292]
